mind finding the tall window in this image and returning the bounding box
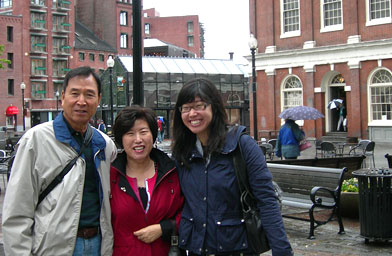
[31,58,47,76]
[99,54,104,62]
[0,0,12,8]
[53,59,68,77]
[31,81,46,99]
[366,0,391,25]
[187,35,194,47]
[281,0,300,37]
[282,76,303,110]
[31,12,46,29]
[120,33,128,48]
[7,53,13,69]
[321,0,343,32]
[120,11,128,25]
[7,26,13,41]
[8,79,14,95]
[31,35,47,52]
[145,23,150,34]
[187,21,194,33]
[369,69,392,122]
[89,53,95,61]
[53,37,70,54]
[31,0,45,5]
[53,15,69,31]
[53,0,70,8]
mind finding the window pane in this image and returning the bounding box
[370,69,392,120]
[370,0,391,20]
[283,0,300,33]
[324,0,342,26]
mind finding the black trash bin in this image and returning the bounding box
[353,169,392,243]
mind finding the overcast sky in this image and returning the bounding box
[143,0,250,64]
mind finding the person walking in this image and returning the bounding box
[110,106,183,256]
[171,77,293,256]
[98,119,107,134]
[337,103,347,132]
[156,116,163,143]
[2,66,117,256]
[275,119,304,160]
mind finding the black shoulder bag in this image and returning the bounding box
[232,134,270,254]
[168,220,181,256]
[37,125,93,207]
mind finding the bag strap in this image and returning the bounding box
[37,125,94,207]
[232,133,256,209]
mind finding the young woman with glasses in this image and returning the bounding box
[171,77,293,256]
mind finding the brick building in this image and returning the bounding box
[0,0,205,131]
[249,0,392,143]
[143,8,204,58]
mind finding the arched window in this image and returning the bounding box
[282,76,303,110]
[369,69,392,121]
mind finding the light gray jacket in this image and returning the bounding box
[2,117,117,256]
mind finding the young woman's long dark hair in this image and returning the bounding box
[172,77,228,167]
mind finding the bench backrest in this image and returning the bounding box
[267,163,347,196]
[267,156,363,178]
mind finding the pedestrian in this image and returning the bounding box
[2,66,118,255]
[98,119,107,134]
[156,116,162,143]
[160,116,166,141]
[275,119,304,159]
[337,103,347,132]
[171,77,293,255]
[110,106,183,256]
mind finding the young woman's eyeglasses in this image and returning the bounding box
[179,102,209,113]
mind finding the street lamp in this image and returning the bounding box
[248,34,258,141]
[20,82,26,131]
[107,55,115,128]
[55,91,60,116]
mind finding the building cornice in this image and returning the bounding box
[252,39,392,71]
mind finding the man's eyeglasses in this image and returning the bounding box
[179,102,209,113]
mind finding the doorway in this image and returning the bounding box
[329,86,346,132]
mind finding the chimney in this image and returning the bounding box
[229,52,234,60]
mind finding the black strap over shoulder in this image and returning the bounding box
[37,125,94,207]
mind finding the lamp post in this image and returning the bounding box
[55,91,60,116]
[248,34,258,141]
[107,55,115,128]
[20,82,26,131]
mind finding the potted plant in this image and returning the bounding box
[340,178,359,218]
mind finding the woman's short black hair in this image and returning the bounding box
[113,105,158,148]
[172,77,228,166]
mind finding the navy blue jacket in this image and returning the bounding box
[177,126,293,255]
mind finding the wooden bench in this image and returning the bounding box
[267,163,347,239]
[268,155,364,179]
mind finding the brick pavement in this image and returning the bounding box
[0,140,391,255]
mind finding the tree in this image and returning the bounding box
[0,45,11,69]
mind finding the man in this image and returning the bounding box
[2,66,117,255]
[98,119,107,134]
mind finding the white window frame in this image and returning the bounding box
[366,0,392,26]
[280,75,303,125]
[120,11,128,26]
[120,33,128,48]
[320,0,343,33]
[368,68,392,125]
[280,0,301,38]
[187,35,194,47]
[145,23,150,34]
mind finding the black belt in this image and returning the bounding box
[77,227,99,239]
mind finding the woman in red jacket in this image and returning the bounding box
[110,106,184,256]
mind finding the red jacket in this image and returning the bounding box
[110,148,184,256]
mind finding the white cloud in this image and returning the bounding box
[143,0,250,64]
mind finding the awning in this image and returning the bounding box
[6,105,19,116]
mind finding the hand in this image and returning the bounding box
[134,224,162,244]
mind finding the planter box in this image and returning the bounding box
[340,192,359,218]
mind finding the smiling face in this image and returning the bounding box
[122,119,154,163]
[180,96,212,145]
[61,74,101,132]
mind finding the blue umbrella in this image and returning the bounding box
[278,106,324,120]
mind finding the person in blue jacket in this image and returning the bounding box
[275,119,304,159]
[171,77,293,256]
